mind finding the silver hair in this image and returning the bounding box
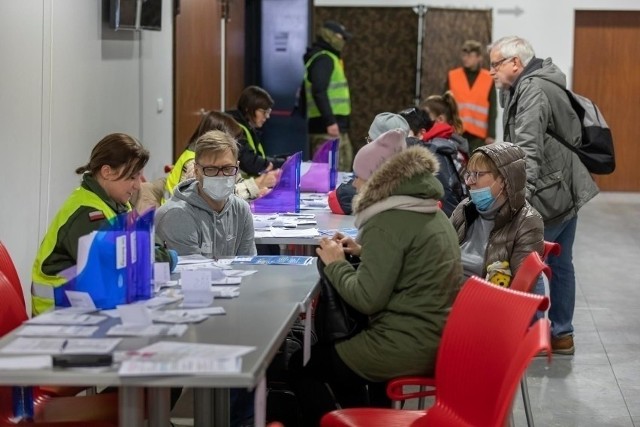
[488,36,536,66]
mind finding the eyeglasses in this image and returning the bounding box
[489,56,514,70]
[196,164,239,177]
[463,170,492,184]
[257,108,272,117]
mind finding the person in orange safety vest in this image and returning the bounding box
[446,39,497,152]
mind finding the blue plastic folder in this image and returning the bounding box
[54,213,129,310]
[127,208,154,303]
[251,152,302,213]
[300,139,339,193]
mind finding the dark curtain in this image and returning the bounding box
[313,7,492,153]
[421,8,492,99]
[315,7,418,152]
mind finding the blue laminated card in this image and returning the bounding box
[230,256,314,266]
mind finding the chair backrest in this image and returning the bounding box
[509,251,552,293]
[0,270,28,337]
[543,241,561,260]
[0,241,26,308]
[422,277,550,427]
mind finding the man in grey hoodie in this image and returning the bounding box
[488,36,598,355]
[156,130,256,258]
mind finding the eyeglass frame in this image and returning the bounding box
[463,170,493,184]
[196,163,239,177]
[257,108,272,117]
[489,56,515,70]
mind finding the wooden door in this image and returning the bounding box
[174,0,222,157]
[225,0,245,110]
[574,11,640,191]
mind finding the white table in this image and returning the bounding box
[0,262,320,427]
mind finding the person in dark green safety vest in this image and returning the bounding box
[31,133,175,316]
[227,86,287,177]
[164,111,279,202]
[303,20,354,171]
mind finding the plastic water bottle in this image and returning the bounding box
[11,386,34,421]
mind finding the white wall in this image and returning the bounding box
[0,0,173,306]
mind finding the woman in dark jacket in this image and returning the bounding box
[450,142,544,285]
[227,86,286,176]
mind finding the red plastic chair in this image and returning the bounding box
[321,277,551,427]
[543,241,561,260]
[0,272,118,427]
[510,251,552,293]
[0,241,26,309]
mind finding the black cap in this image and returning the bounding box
[323,20,353,41]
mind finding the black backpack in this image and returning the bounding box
[531,77,616,175]
[546,89,615,174]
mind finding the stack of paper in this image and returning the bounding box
[118,341,255,376]
[0,338,121,355]
[231,256,315,266]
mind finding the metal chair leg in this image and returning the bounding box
[417,385,427,409]
[521,375,535,427]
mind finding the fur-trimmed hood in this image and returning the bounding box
[353,146,443,214]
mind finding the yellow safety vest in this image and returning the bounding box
[448,67,493,139]
[164,148,195,201]
[304,50,351,118]
[31,187,122,315]
[237,123,266,158]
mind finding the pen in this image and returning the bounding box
[60,339,69,352]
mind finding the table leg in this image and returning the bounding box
[148,387,171,427]
[214,388,230,427]
[119,386,144,427]
[194,388,214,427]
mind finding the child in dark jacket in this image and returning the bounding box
[399,107,467,217]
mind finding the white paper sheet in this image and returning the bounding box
[26,311,107,326]
[16,325,99,338]
[0,356,52,370]
[65,291,97,310]
[118,341,255,376]
[181,269,214,307]
[106,324,188,337]
[0,338,121,355]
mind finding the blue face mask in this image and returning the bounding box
[469,186,496,211]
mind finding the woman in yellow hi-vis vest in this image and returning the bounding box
[30,133,173,315]
[303,20,353,172]
[226,86,287,178]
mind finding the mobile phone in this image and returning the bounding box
[52,354,113,368]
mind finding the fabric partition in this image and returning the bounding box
[300,138,339,192]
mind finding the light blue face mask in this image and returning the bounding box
[469,185,496,211]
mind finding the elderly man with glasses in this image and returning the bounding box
[488,36,598,356]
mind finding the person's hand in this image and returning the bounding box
[258,187,271,197]
[326,123,340,137]
[331,232,361,257]
[485,137,495,145]
[316,237,346,265]
[254,163,280,189]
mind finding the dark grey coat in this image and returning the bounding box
[500,57,598,225]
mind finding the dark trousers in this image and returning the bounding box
[287,344,388,426]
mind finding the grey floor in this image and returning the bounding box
[171,192,640,426]
[509,192,640,427]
